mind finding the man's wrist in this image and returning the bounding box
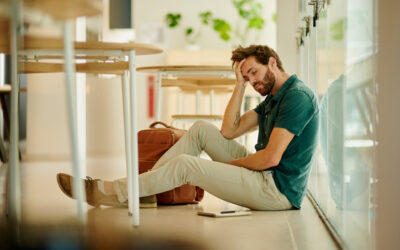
[226,159,241,167]
[235,81,247,89]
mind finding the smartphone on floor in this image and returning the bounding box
[197,210,252,218]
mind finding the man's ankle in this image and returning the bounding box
[97,181,117,195]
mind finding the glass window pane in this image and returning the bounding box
[303,0,376,249]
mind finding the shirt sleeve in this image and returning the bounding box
[275,90,317,136]
[253,98,267,115]
[253,103,262,115]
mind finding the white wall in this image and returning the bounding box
[376,0,400,249]
[276,0,299,75]
[26,73,70,160]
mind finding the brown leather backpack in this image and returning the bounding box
[138,121,204,204]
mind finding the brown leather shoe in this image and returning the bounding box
[56,173,157,208]
[57,173,124,207]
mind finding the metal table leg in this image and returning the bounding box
[63,20,86,223]
[7,0,22,224]
[128,50,140,226]
[121,70,133,214]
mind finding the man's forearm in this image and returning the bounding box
[226,149,280,171]
[221,84,246,134]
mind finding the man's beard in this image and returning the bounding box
[253,69,275,96]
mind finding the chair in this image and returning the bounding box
[136,65,236,128]
[169,83,233,128]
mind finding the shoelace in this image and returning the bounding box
[85,176,94,189]
[84,176,98,205]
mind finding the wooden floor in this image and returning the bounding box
[0,157,339,250]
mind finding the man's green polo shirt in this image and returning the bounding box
[253,74,319,209]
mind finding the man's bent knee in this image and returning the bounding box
[189,120,220,136]
[168,154,201,184]
[159,154,189,185]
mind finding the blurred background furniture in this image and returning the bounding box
[137,65,236,128]
[18,41,162,227]
[1,0,162,227]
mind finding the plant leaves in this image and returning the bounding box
[250,2,262,17]
[165,13,182,28]
[220,33,231,41]
[213,19,232,41]
[272,13,276,23]
[248,17,264,29]
[199,11,212,25]
[165,0,265,44]
[186,28,193,36]
[213,19,232,33]
[239,9,250,18]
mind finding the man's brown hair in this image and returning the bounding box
[231,45,284,71]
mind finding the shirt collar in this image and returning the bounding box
[271,74,298,102]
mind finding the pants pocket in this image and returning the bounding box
[263,171,292,210]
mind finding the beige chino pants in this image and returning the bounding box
[114,120,292,210]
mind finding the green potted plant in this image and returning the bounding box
[165,0,266,48]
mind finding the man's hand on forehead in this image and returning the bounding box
[241,66,248,82]
[240,59,250,82]
[233,59,244,70]
[234,59,246,86]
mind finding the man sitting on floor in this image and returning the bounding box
[57,45,319,210]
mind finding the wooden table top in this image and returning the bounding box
[137,65,236,88]
[20,62,235,90]
[21,62,130,75]
[137,65,233,72]
[20,63,234,80]
[19,62,235,95]
[22,63,234,75]
[0,35,163,55]
[25,37,163,53]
